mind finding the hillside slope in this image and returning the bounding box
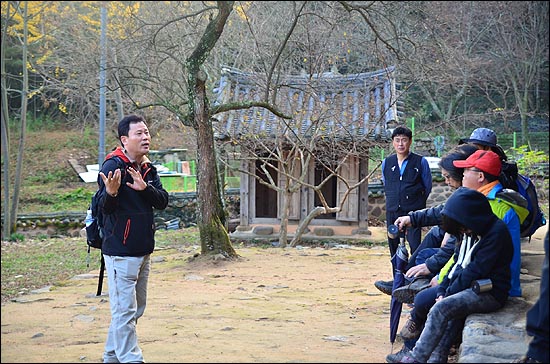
[1,122,194,214]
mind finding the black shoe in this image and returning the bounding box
[386,345,412,363]
[375,280,394,295]
[393,278,431,304]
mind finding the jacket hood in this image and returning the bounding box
[106,146,130,163]
[105,146,151,166]
[442,187,498,235]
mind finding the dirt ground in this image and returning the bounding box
[1,228,404,363]
[2,225,547,364]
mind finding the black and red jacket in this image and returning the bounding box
[98,147,169,257]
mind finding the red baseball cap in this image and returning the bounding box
[453,149,502,177]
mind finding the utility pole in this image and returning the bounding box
[98,5,107,164]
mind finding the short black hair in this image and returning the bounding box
[481,170,500,183]
[391,126,412,139]
[118,114,147,144]
[438,144,478,181]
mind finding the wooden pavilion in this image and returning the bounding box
[213,66,400,239]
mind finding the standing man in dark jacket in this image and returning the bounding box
[375,126,432,291]
[99,114,169,363]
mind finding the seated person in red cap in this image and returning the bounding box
[453,149,528,297]
[398,187,514,363]
[393,150,528,363]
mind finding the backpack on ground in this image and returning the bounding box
[85,156,125,296]
[499,160,546,240]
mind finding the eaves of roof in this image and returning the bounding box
[212,66,400,145]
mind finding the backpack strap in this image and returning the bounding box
[103,155,126,170]
[496,188,530,224]
[96,254,105,296]
[98,155,127,185]
[496,188,528,209]
[93,156,124,296]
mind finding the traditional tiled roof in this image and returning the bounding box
[213,66,399,144]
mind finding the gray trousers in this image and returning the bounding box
[103,254,150,363]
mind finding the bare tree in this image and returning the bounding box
[211,2,403,247]
[475,1,549,146]
[1,1,34,236]
[1,1,15,238]
[106,1,407,256]
[380,1,548,144]
[105,1,238,258]
[214,70,399,250]
[186,2,238,257]
[388,2,494,135]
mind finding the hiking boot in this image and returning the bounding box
[374,280,394,295]
[399,355,419,363]
[393,278,431,304]
[400,319,422,340]
[386,345,412,363]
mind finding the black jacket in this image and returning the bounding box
[383,153,428,213]
[408,205,456,273]
[437,187,513,306]
[98,147,169,257]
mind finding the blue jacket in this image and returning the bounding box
[486,183,529,297]
[98,147,169,257]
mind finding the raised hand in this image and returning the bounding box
[99,168,121,197]
[126,166,147,191]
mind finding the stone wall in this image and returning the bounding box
[5,181,453,238]
[156,190,240,228]
[159,180,453,228]
[367,179,452,222]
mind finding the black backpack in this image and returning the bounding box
[499,161,546,239]
[85,156,125,295]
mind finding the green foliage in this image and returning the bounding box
[20,187,94,211]
[507,145,549,176]
[8,233,25,242]
[27,169,75,184]
[26,113,65,132]
[155,227,200,248]
[67,127,103,150]
[53,187,94,210]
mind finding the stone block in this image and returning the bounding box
[252,226,274,235]
[313,227,334,236]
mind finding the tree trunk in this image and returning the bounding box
[184,1,236,258]
[1,113,10,239]
[1,2,13,239]
[9,2,30,235]
[520,91,530,148]
[278,179,290,248]
[290,206,325,247]
[112,51,124,122]
[193,68,237,258]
